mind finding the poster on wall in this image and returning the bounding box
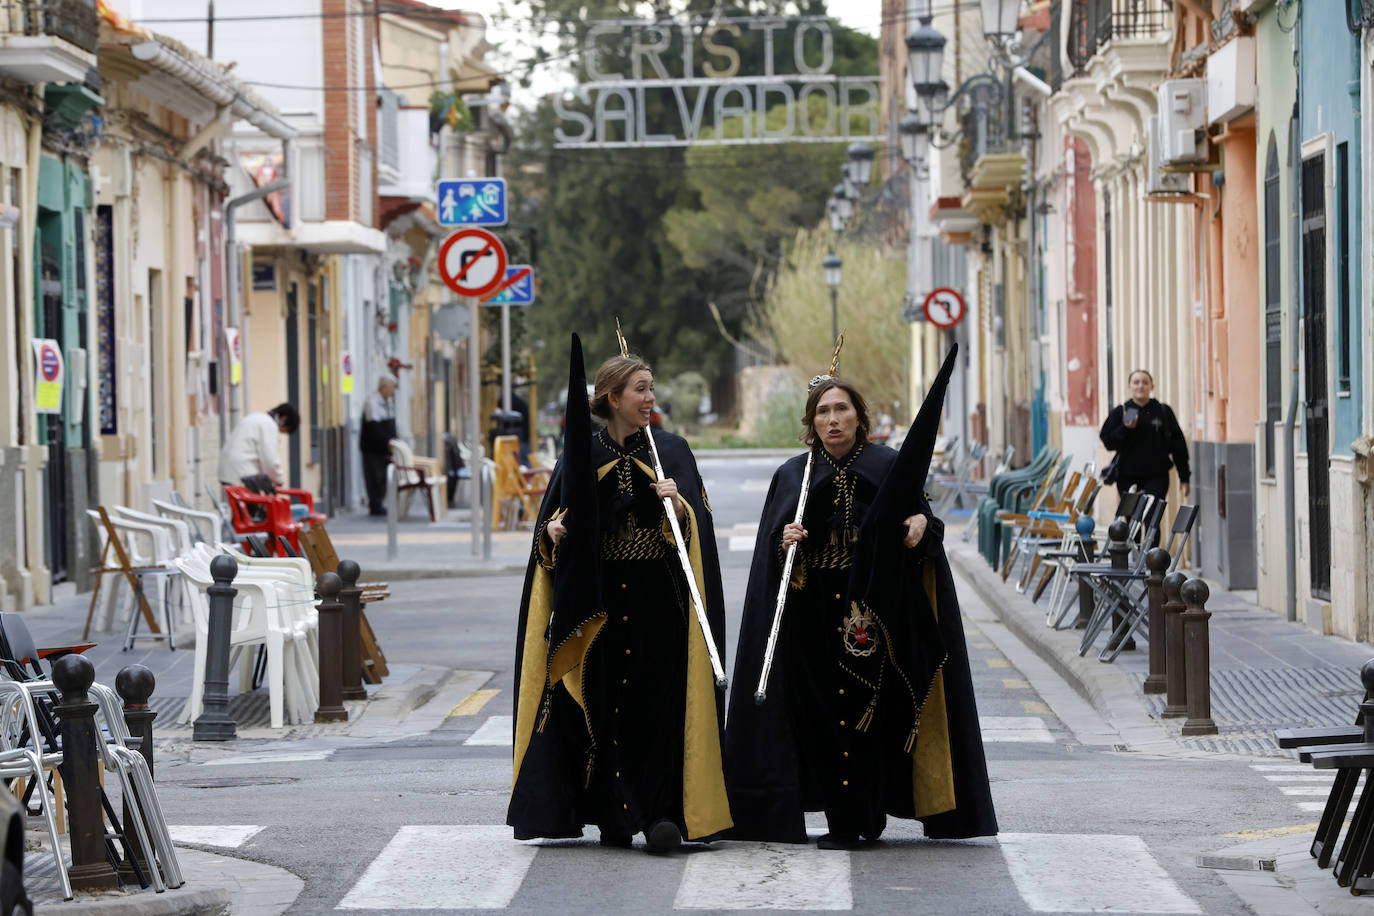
[31,338,64,415]
[225,327,242,386]
[340,351,354,394]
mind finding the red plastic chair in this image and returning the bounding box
[223,485,302,556]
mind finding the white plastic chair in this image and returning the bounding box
[388,438,443,520]
[85,510,182,644]
[152,498,220,545]
[175,555,317,729]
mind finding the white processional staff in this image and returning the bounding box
[754,330,845,705]
[617,320,727,688]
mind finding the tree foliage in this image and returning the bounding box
[501,0,879,415]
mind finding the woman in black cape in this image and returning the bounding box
[724,347,997,848]
[508,337,732,853]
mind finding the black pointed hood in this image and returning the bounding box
[548,333,601,650]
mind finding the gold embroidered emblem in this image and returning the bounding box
[842,601,878,657]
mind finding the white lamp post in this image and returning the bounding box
[980,0,1023,39]
[846,141,875,187]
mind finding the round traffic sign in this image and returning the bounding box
[39,343,60,381]
[342,353,352,376]
[439,228,508,298]
[922,287,966,328]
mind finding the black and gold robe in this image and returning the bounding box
[508,336,731,842]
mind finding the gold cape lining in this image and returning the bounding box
[912,560,956,818]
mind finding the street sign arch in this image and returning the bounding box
[439,228,508,298]
[923,287,966,328]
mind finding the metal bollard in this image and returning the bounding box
[315,572,348,723]
[1162,571,1189,718]
[337,560,367,701]
[194,555,238,741]
[1143,548,1171,694]
[115,665,156,885]
[1106,519,1131,648]
[52,654,119,890]
[1361,660,1374,744]
[386,464,398,561]
[1180,578,1218,736]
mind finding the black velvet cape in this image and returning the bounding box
[508,336,732,841]
[724,345,997,842]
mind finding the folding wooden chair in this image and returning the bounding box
[298,526,390,683]
[83,507,166,642]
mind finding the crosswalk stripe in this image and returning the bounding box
[674,840,851,910]
[202,751,332,767]
[168,825,264,848]
[465,715,514,746]
[338,826,535,910]
[1279,786,1334,796]
[1251,764,1320,772]
[980,716,1053,743]
[728,536,756,552]
[1258,774,1333,782]
[1298,802,1329,812]
[999,833,1201,913]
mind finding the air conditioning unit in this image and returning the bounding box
[1158,79,1207,166]
[1146,115,1190,196]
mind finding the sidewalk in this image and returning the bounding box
[16,512,509,912]
[946,529,1372,915]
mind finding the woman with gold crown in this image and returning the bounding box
[507,332,731,854]
[724,342,996,848]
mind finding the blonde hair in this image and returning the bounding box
[590,355,652,420]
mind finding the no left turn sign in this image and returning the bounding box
[439,227,508,298]
[922,287,966,328]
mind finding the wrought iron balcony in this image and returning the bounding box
[1067,0,1172,76]
[0,0,99,84]
[5,0,99,54]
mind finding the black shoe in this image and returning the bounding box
[599,831,633,848]
[817,833,862,850]
[645,820,682,854]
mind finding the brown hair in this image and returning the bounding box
[590,355,653,420]
[799,378,870,448]
[1128,368,1154,385]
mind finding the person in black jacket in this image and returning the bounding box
[1100,369,1191,503]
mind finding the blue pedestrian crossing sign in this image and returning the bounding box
[484,266,535,306]
[438,178,507,226]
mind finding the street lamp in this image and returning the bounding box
[828,198,846,233]
[905,18,946,96]
[980,0,1023,39]
[823,251,842,342]
[831,182,854,224]
[846,141,875,187]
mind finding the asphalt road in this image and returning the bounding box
[146,453,1320,914]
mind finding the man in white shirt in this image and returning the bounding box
[360,375,398,516]
[218,403,300,490]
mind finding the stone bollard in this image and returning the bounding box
[337,560,367,701]
[1143,548,1171,695]
[195,555,239,741]
[115,665,156,885]
[1105,519,1132,649]
[1162,571,1189,718]
[52,654,119,890]
[1181,578,1218,736]
[315,573,348,723]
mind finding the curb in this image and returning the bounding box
[359,564,527,580]
[946,542,1160,735]
[34,886,231,915]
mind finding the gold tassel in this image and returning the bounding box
[903,724,918,755]
[856,696,877,733]
[536,687,552,734]
[584,749,596,789]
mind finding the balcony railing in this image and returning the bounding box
[1067,0,1172,76]
[3,0,99,55]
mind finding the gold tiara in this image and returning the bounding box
[807,330,845,391]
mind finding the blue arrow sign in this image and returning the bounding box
[437,178,507,226]
[484,266,535,306]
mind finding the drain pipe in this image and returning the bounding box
[224,140,292,429]
[1283,100,1299,623]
